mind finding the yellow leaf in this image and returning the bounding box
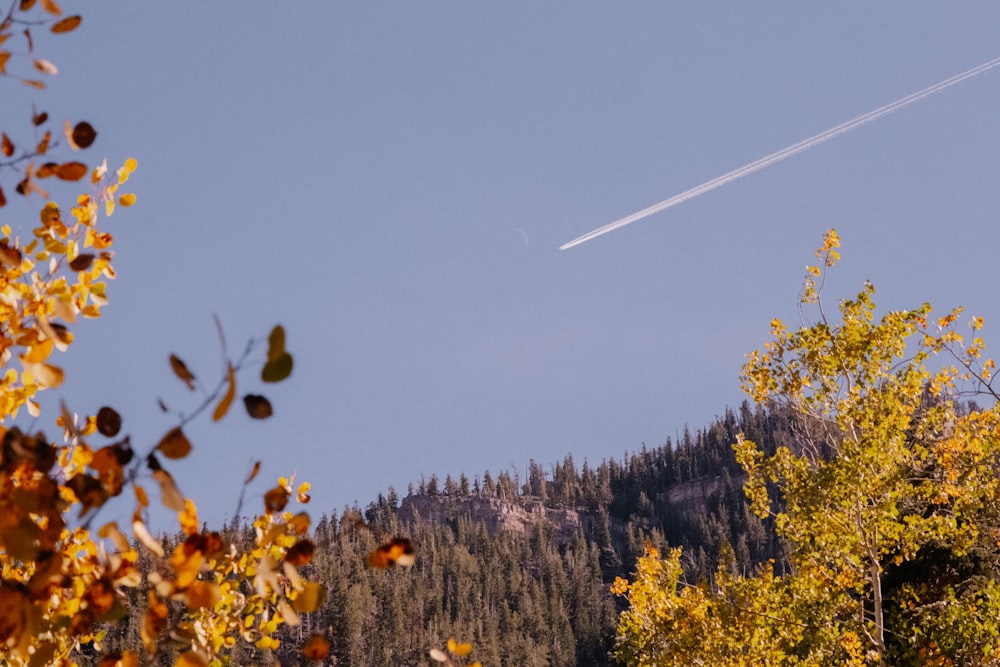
[451,640,472,657]
[291,582,326,613]
[175,651,208,667]
[23,338,53,363]
[179,498,199,535]
[297,481,311,503]
[212,364,236,422]
[119,192,136,207]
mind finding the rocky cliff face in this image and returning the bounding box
[398,494,600,546]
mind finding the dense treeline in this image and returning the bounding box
[99,402,785,665]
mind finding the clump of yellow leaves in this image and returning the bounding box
[0,170,326,666]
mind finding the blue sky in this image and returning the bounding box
[4,3,1000,528]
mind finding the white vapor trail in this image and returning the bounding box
[560,54,1000,250]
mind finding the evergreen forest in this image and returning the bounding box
[96,402,785,665]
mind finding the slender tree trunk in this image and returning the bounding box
[872,558,885,655]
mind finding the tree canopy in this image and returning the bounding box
[613,229,1000,666]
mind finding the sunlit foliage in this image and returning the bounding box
[614,230,1000,666]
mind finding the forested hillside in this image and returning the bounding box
[99,402,786,665]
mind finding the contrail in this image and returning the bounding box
[560,54,1000,250]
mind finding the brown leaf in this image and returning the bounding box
[50,15,80,33]
[0,584,28,649]
[169,354,196,390]
[22,28,32,52]
[264,485,289,513]
[19,0,36,11]
[243,394,273,419]
[31,106,48,126]
[69,253,94,272]
[0,241,22,268]
[35,162,57,178]
[212,364,236,422]
[35,130,50,154]
[55,161,87,181]
[285,539,315,567]
[156,427,191,460]
[21,79,46,90]
[261,353,293,383]
[0,186,5,208]
[267,324,286,361]
[66,120,96,150]
[1,132,13,157]
[96,406,121,437]
[152,468,185,512]
[245,460,261,484]
[73,121,96,149]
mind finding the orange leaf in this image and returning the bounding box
[35,130,50,154]
[212,364,235,422]
[302,634,330,661]
[1,132,12,157]
[55,162,87,181]
[156,427,191,460]
[367,538,416,568]
[39,0,61,15]
[50,15,81,33]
